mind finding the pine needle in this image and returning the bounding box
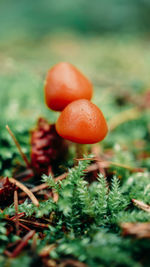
[5,230,35,257]
[14,190,19,235]
[121,222,150,238]
[109,107,141,131]
[9,177,39,207]
[6,125,31,169]
[132,199,150,213]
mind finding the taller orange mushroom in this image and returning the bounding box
[44,62,93,111]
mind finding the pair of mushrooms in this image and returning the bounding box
[44,62,108,145]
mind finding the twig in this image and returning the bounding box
[55,172,68,182]
[18,222,31,232]
[9,178,39,207]
[121,222,150,239]
[39,244,56,257]
[76,158,145,173]
[86,163,99,172]
[31,233,38,252]
[20,183,49,197]
[109,107,141,131]
[14,169,34,180]
[19,218,49,229]
[6,125,30,169]
[20,172,69,198]
[106,161,144,172]
[132,199,150,213]
[91,145,106,176]
[20,164,99,197]
[10,212,25,221]
[5,230,35,257]
[14,190,19,235]
[59,259,88,267]
[20,160,144,199]
[5,215,31,232]
[53,192,59,202]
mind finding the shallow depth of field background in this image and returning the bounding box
[0,0,150,119]
[0,0,150,176]
[0,3,150,266]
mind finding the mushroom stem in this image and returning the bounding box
[76,144,88,159]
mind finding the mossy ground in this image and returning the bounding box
[0,33,150,266]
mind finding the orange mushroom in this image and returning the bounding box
[44,62,93,111]
[56,99,108,144]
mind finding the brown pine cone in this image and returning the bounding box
[31,118,67,176]
[0,177,17,206]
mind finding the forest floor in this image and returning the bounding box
[0,33,150,267]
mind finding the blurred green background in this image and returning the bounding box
[0,0,150,175]
[1,0,150,43]
[0,0,150,128]
[0,3,150,267]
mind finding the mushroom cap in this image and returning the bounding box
[56,99,108,144]
[44,62,93,111]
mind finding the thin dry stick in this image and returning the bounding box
[6,216,31,231]
[10,212,26,221]
[60,259,88,267]
[132,199,150,213]
[31,233,38,252]
[5,230,35,258]
[109,107,141,131]
[121,222,150,239]
[20,172,69,197]
[20,160,142,199]
[9,177,39,207]
[106,160,144,172]
[53,192,59,202]
[6,125,30,169]
[76,158,144,173]
[14,190,19,235]
[19,183,48,197]
[55,172,68,182]
[20,164,99,197]
[20,158,142,200]
[23,172,70,196]
[91,145,106,176]
[19,218,49,229]
[18,222,31,232]
[39,244,57,257]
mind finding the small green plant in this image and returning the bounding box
[0,35,150,267]
[2,159,150,266]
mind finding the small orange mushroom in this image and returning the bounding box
[44,62,93,111]
[56,99,108,144]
